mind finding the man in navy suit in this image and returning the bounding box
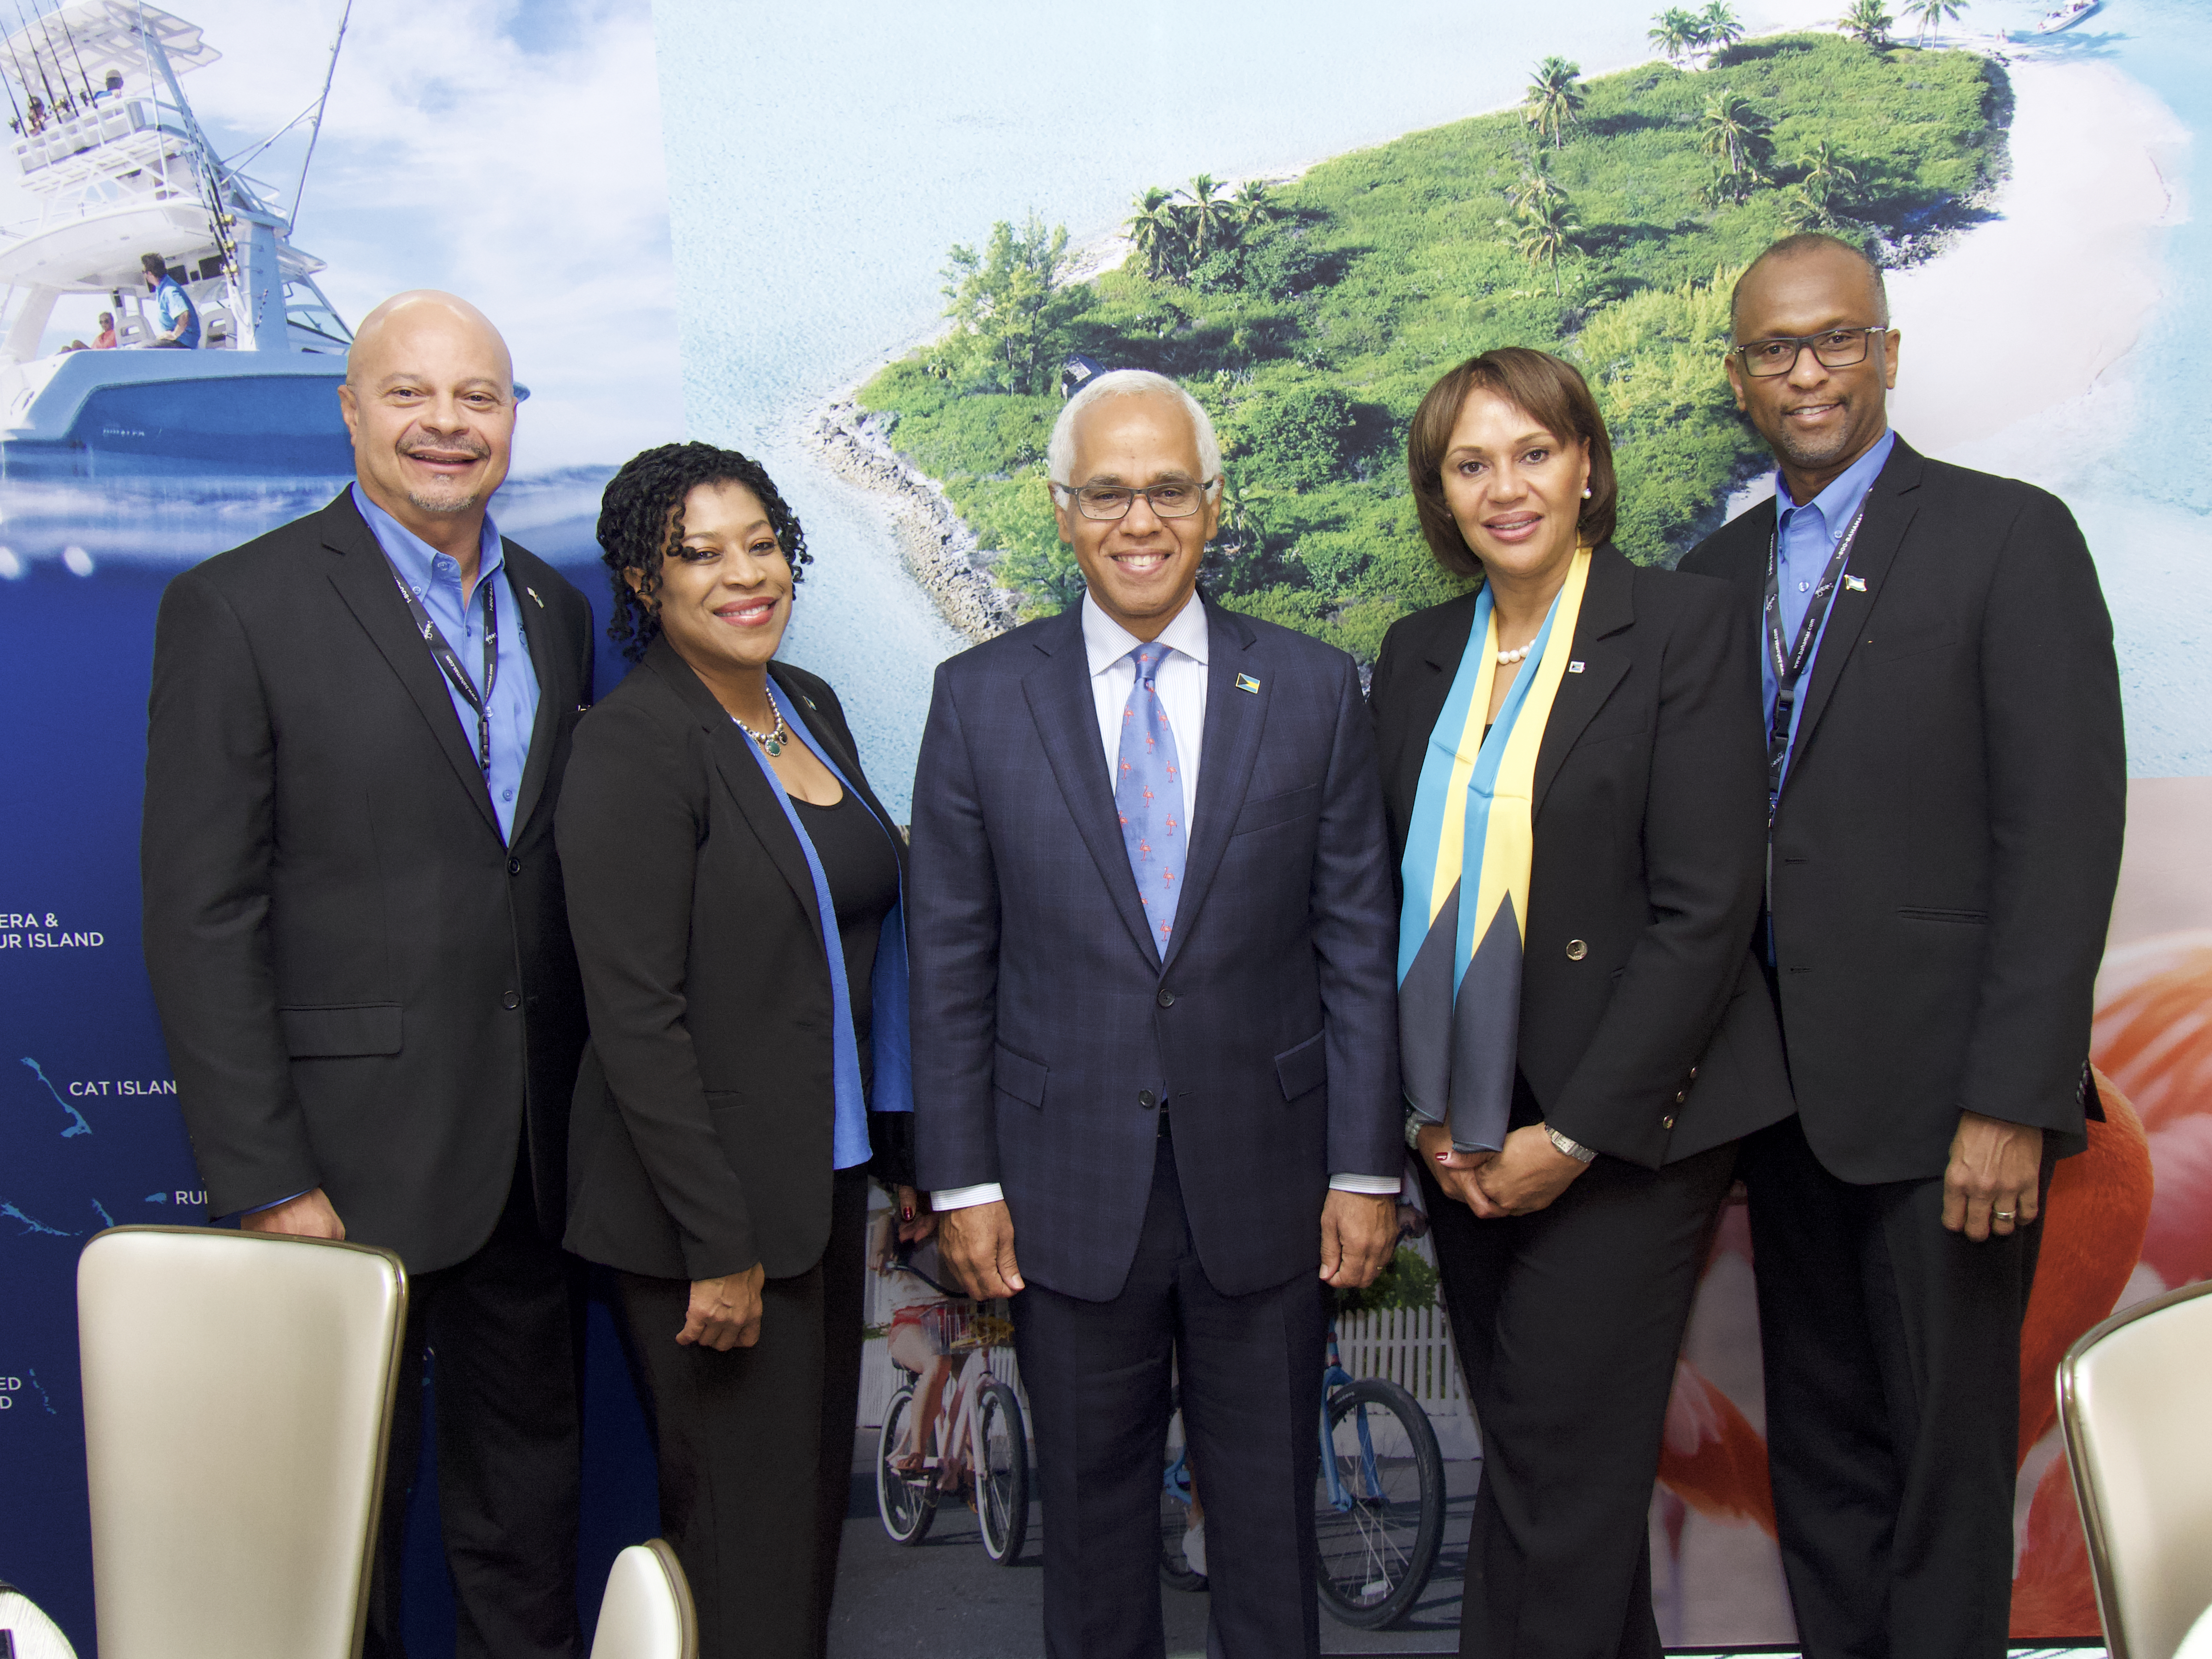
[909,371,1403,1659]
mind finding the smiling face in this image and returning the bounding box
[1051,391,1219,641]
[338,293,517,542]
[1437,388,1591,590]
[642,480,792,684]
[1728,243,1899,499]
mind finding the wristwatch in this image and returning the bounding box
[1543,1124,1598,1164]
[1404,1106,1440,1151]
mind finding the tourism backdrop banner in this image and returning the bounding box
[3,0,2209,1654]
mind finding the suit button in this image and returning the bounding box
[1565,939,1588,961]
[1156,988,1176,1009]
[1688,1065,1699,1080]
[507,857,522,876]
[1662,1115,1676,1130]
[502,991,519,1010]
[1673,1088,1687,1104]
[1139,1090,1158,1110]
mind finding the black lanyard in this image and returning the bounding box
[1764,495,1869,816]
[386,558,499,774]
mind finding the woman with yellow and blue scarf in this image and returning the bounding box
[1370,349,1790,1659]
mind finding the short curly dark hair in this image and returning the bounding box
[597,441,813,661]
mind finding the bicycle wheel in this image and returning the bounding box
[1158,1446,1208,1592]
[973,1378,1030,1564]
[876,1385,936,1545]
[1313,1378,1445,1630]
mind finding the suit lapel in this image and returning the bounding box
[1022,609,1158,965]
[1781,439,1926,787]
[770,664,908,882]
[1532,545,1635,818]
[505,544,567,841]
[1161,604,1265,974]
[321,493,502,840]
[647,639,825,943]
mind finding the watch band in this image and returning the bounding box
[1544,1124,1598,1164]
[1404,1106,1440,1152]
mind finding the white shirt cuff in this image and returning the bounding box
[1329,1173,1403,1195]
[929,1182,1005,1211]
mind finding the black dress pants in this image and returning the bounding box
[1420,1141,1737,1659]
[613,1167,869,1659]
[1741,1114,2047,1659]
[366,1150,584,1659]
[1013,1130,1329,1659]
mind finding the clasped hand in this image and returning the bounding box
[681,1263,766,1351]
[1416,1121,1587,1218]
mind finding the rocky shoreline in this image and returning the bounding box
[801,398,1022,645]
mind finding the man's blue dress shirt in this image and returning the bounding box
[353,483,541,842]
[1762,428,1897,795]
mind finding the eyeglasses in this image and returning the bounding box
[1056,479,1218,520]
[1732,327,1888,377]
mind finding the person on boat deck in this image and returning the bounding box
[92,71,122,105]
[94,312,116,350]
[142,252,199,349]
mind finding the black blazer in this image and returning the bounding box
[1369,543,1790,1167]
[141,490,595,1272]
[556,637,905,1284]
[1681,437,2126,1181]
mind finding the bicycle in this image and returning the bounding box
[875,1299,1032,1565]
[1159,1323,1446,1629]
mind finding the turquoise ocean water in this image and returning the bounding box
[652,0,2212,809]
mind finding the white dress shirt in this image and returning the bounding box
[933,591,1398,1209]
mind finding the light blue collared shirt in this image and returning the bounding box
[352,483,541,842]
[1762,428,1897,794]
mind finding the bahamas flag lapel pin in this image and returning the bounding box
[525,585,545,608]
[1843,574,1868,592]
[1235,673,1262,694]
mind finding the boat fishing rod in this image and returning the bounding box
[9,0,63,121]
[289,0,351,232]
[45,0,99,110]
[0,3,38,131]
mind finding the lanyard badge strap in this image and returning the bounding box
[385,560,500,774]
[1764,496,1869,818]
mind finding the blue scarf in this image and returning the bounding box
[738,679,914,1169]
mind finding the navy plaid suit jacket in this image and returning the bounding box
[908,598,1402,1301]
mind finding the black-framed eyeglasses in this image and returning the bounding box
[1056,479,1219,520]
[1732,326,1888,377]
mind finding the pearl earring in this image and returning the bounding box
[1581,486,1592,499]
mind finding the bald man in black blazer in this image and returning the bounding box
[1681,235,2125,1659]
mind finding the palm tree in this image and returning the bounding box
[1231,179,1275,233]
[1699,1,1746,53]
[1700,88,1774,198]
[1124,186,1179,282]
[1179,174,1229,265]
[1648,7,1698,62]
[1838,0,1894,47]
[1904,0,1966,40]
[1503,193,1582,298]
[1506,158,1566,218]
[1785,141,1862,230]
[1523,56,1586,150]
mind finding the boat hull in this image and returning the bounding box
[0,349,350,481]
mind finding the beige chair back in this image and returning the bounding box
[2058,1277,2212,1659]
[77,1225,407,1659]
[587,1540,697,1659]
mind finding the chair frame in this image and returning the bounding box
[81,1224,409,1659]
[2056,1275,2212,1659]
[641,1539,698,1659]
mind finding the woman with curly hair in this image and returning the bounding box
[555,442,925,1659]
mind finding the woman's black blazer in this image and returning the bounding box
[1368,542,1791,1167]
[556,635,906,1283]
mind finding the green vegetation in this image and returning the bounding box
[1333,1245,1442,1317]
[857,30,2005,658]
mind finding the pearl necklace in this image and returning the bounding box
[735,706,790,757]
[1496,641,1534,666]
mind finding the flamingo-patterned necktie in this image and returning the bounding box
[1115,643,1186,957]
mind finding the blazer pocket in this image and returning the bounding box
[280,1002,402,1058]
[1231,783,1321,838]
[1898,907,1988,925]
[993,1044,1049,1110]
[1274,1030,1328,1102]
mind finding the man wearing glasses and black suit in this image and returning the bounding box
[1681,233,2126,1659]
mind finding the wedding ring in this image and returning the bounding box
[1994,1210,2016,1221]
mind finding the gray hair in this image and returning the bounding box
[1046,369,1223,489]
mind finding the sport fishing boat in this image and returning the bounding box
[2034,0,2100,34]
[0,0,354,481]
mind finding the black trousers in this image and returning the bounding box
[1013,1130,1329,1659]
[1741,1114,2048,1659]
[366,1151,583,1659]
[1420,1142,1737,1659]
[613,1168,868,1659]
